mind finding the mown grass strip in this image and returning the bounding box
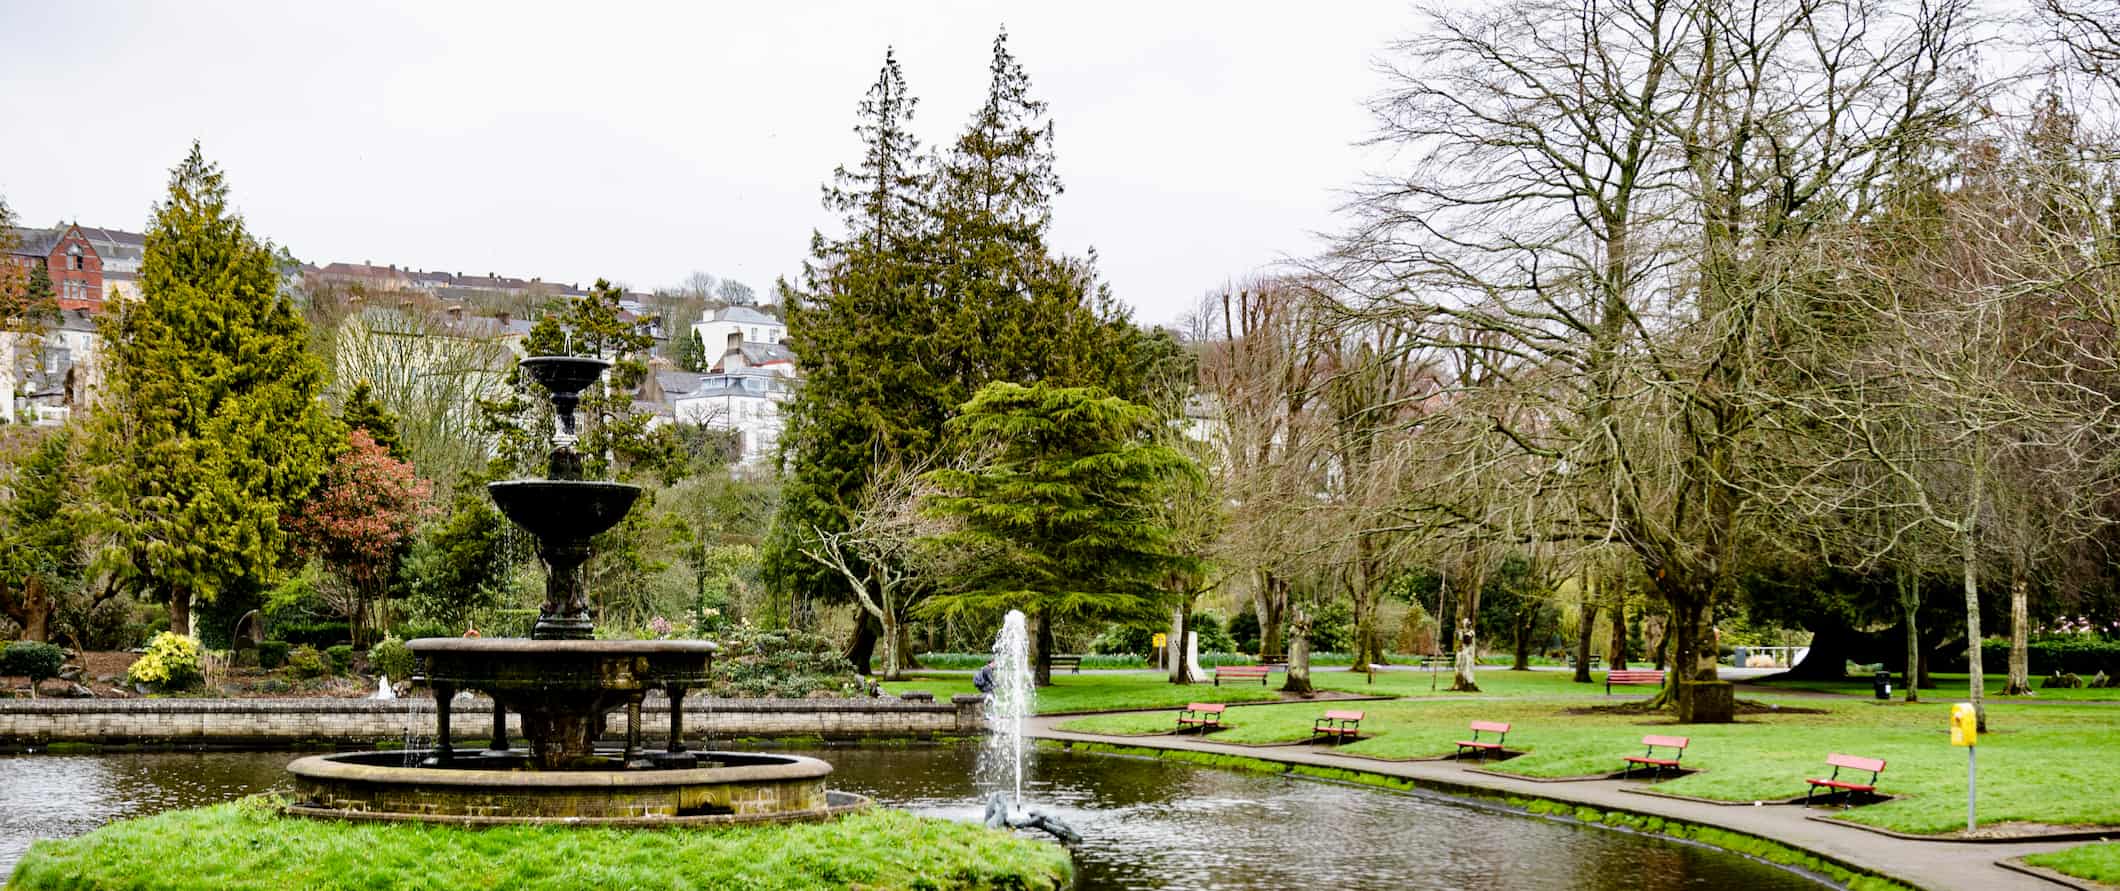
[6,797,1071,891]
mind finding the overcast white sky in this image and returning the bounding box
[0,2,1414,325]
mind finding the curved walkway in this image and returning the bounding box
[1028,715,2092,891]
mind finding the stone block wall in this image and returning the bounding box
[0,694,987,749]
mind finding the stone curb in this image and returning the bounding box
[1995,857,2115,890]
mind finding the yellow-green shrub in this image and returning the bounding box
[126,633,202,690]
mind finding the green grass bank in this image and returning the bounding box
[2023,841,2120,885]
[1051,677,2120,836]
[3,798,1071,891]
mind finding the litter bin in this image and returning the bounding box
[1873,670,1892,700]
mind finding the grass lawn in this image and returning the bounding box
[1058,695,2120,836]
[1750,672,2120,702]
[6,798,1070,891]
[882,671,1283,713]
[2024,842,2120,884]
[882,664,1630,711]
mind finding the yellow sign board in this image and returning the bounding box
[1152,633,1168,648]
[1950,703,1978,747]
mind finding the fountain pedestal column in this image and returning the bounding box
[532,537,595,641]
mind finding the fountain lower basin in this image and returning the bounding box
[286,750,872,825]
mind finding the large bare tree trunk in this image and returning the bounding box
[1283,603,1313,695]
[1574,574,1598,684]
[2005,562,2031,696]
[843,615,879,676]
[1607,599,1628,670]
[6,577,55,643]
[1169,604,1194,684]
[1899,570,1921,703]
[169,585,191,638]
[1255,573,1288,661]
[1350,539,1386,669]
[1511,608,1534,671]
[1033,609,1055,688]
[1961,529,1987,729]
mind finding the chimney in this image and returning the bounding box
[726,332,742,352]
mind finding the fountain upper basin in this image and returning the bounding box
[408,638,716,693]
[486,480,641,542]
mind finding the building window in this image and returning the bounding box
[67,244,84,271]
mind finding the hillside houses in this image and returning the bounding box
[2,223,147,423]
[668,306,800,465]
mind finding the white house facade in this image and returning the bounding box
[692,305,786,355]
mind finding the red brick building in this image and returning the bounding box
[5,223,144,313]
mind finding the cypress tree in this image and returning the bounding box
[87,143,336,636]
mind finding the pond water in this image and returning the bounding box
[0,745,1829,889]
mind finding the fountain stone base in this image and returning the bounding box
[285,750,868,825]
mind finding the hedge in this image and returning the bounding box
[1982,637,2120,677]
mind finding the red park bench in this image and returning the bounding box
[1214,665,1271,686]
[1805,753,1887,806]
[1454,720,1511,760]
[1605,669,1666,695]
[1175,702,1227,734]
[1621,734,1689,779]
[1311,710,1364,744]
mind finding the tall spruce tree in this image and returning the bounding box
[766,48,947,651]
[919,382,1201,685]
[768,37,1192,665]
[87,143,336,636]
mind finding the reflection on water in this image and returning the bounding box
[0,751,294,878]
[788,745,1824,891]
[1,746,1825,890]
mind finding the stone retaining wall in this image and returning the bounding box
[0,695,987,749]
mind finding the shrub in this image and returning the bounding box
[391,622,451,642]
[272,622,352,649]
[1189,611,1240,654]
[1088,623,1157,657]
[325,644,355,676]
[3,641,67,695]
[1972,637,2120,677]
[367,636,415,681]
[255,640,290,670]
[711,627,863,698]
[126,632,203,691]
[286,645,329,679]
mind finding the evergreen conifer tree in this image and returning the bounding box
[340,380,408,461]
[920,382,1201,685]
[766,39,1193,660]
[767,48,949,627]
[87,143,336,636]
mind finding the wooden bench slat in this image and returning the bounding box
[1825,753,1886,773]
[1321,710,1365,721]
[1642,735,1690,749]
[1468,720,1510,733]
[1805,752,1886,805]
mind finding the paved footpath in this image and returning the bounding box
[1028,715,2095,891]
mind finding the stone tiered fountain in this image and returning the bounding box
[285,356,868,825]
